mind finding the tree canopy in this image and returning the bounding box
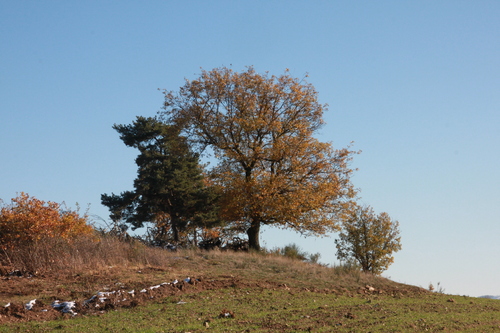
[159,67,357,249]
[101,116,220,245]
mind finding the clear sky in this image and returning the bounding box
[1,1,499,297]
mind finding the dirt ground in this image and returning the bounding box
[0,269,240,323]
[0,266,425,324]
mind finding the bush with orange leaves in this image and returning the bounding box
[0,193,94,250]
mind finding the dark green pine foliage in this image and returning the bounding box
[101,116,221,244]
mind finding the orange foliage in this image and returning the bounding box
[162,67,358,249]
[201,227,221,240]
[0,193,93,249]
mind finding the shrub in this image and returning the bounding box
[282,243,307,261]
[277,243,321,263]
[0,192,94,250]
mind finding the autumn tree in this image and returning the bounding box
[159,67,357,250]
[335,204,402,274]
[101,116,221,245]
[0,193,93,249]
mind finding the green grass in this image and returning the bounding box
[3,288,500,332]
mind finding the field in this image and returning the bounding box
[1,237,499,332]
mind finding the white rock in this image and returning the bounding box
[25,299,36,310]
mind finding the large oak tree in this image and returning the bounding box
[160,67,356,249]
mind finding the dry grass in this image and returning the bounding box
[1,236,414,296]
[1,235,173,275]
[189,249,409,294]
[0,234,417,298]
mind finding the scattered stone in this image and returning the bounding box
[25,299,36,310]
[219,309,235,318]
[345,312,356,319]
[52,301,77,315]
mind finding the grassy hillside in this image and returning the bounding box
[1,236,499,332]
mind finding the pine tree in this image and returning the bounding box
[101,116,221,245]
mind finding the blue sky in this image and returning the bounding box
[1,1,499,297]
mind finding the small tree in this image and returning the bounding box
[335,205,401,274]
[0,193,93,250]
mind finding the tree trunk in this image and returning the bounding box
[247,221,261,250]
[171,218,180,243]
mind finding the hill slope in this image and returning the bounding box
[1,245,500,331]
